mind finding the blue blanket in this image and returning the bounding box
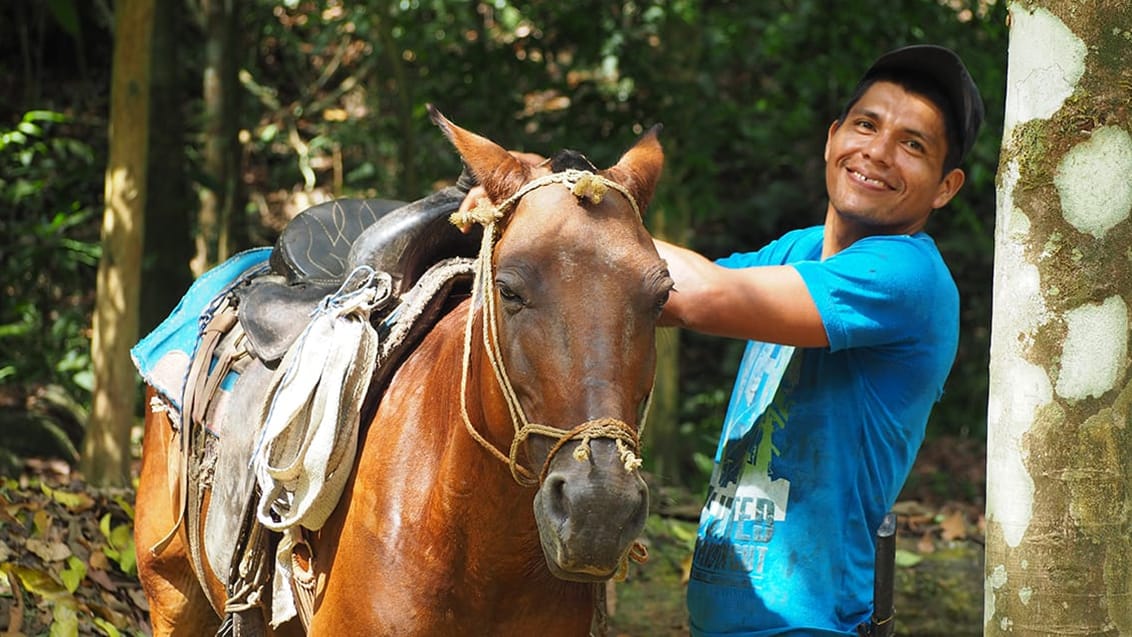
[131,248,271,411]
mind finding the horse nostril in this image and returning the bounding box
[544,474,570,524]
[630,482,649,529]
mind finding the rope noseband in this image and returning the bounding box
[452,169,652,488]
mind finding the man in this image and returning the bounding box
[654,45,984,635]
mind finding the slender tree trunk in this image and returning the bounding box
[645,196,691,486]
[376,5,417,197]
[985,2,1132,634]
[82,0,155,486]
[140,0,192,334]
[192,0,243,275]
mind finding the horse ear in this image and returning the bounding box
[601,124,664,213]
[427,104,530,203]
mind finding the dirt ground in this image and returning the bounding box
[0,436,985,636]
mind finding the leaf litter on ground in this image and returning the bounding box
[0,459,148,637]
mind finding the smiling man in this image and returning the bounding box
[655,46,984,635]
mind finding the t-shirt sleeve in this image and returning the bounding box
[791,236,940,352]
[715,227,819,270]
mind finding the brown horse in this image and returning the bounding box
[134,108,671,636]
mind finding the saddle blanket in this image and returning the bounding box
[131,248,271,416]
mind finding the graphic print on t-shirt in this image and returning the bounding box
[692,341,796,586]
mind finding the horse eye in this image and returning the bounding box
[496,281,525,306]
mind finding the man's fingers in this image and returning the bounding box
[455,185,488,233]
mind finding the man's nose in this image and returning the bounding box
[861,131,895,165]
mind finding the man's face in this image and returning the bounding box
[824,81,964,236]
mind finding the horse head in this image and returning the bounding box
[429,105,671,582]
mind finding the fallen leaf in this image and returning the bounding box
[86,569,117,592]
[3,563,69,601]
[60,556,87,593]
[92,616,123,637]
[40,483,96,513]
[33,509,52,536]
[894,549,923,568]
[51,598,80,637]
[25,537,73,562]
[916,533,936,554]
[127,587,150,612]
[88,550,111,572]
[940,511,968,542]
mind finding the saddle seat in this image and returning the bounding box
[237,171,480,364]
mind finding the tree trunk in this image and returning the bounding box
[192,0,243,275]
[985,2,1132,634]
[140,0,193,334]
[82,0,154,487]
[645,194,692,486]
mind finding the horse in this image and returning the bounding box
[133,106,671,636]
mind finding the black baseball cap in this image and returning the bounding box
[860,45,985,163]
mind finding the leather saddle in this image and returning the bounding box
[236,171,480,365]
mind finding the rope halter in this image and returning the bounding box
[451,169,652,488]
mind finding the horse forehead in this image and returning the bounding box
[506,184,643,245]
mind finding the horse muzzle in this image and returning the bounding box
[532,439,649,582]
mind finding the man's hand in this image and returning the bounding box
[454,185,489,234]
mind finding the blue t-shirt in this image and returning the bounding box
[686,226,958,636]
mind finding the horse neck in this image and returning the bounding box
[423,299,542,540]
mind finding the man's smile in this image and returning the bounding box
[846,166,892,190]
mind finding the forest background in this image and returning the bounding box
[0,0,1004,633]
[2,0,1004,488]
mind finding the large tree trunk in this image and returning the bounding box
[82,0,155,486]
[985,2,1132,634]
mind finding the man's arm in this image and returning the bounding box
[654,238,829,348]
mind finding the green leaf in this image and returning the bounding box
[23,110,68,124]
[59,556,86,593]
[50,598,79,637]
[4,563,68,600]
[46,0,81,38]
[41,483,95,511]
[112,495,135,520]
[99,513,138,576]
[894,549,924,568]
[92,617,122,637]
[17,121,43,137]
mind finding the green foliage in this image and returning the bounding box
[224,0,1005,488]
[0,110,103,461]
[4,1,1005,487]
[98,512,137,577]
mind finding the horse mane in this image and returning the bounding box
[549,149,598,173]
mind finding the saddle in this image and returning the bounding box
[173,173,483,635]
[237,168,480,365]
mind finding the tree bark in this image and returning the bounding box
[140,0,193,334]
[985,2,1132,634]
[192,0,243,275]
[82,0,154,487]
